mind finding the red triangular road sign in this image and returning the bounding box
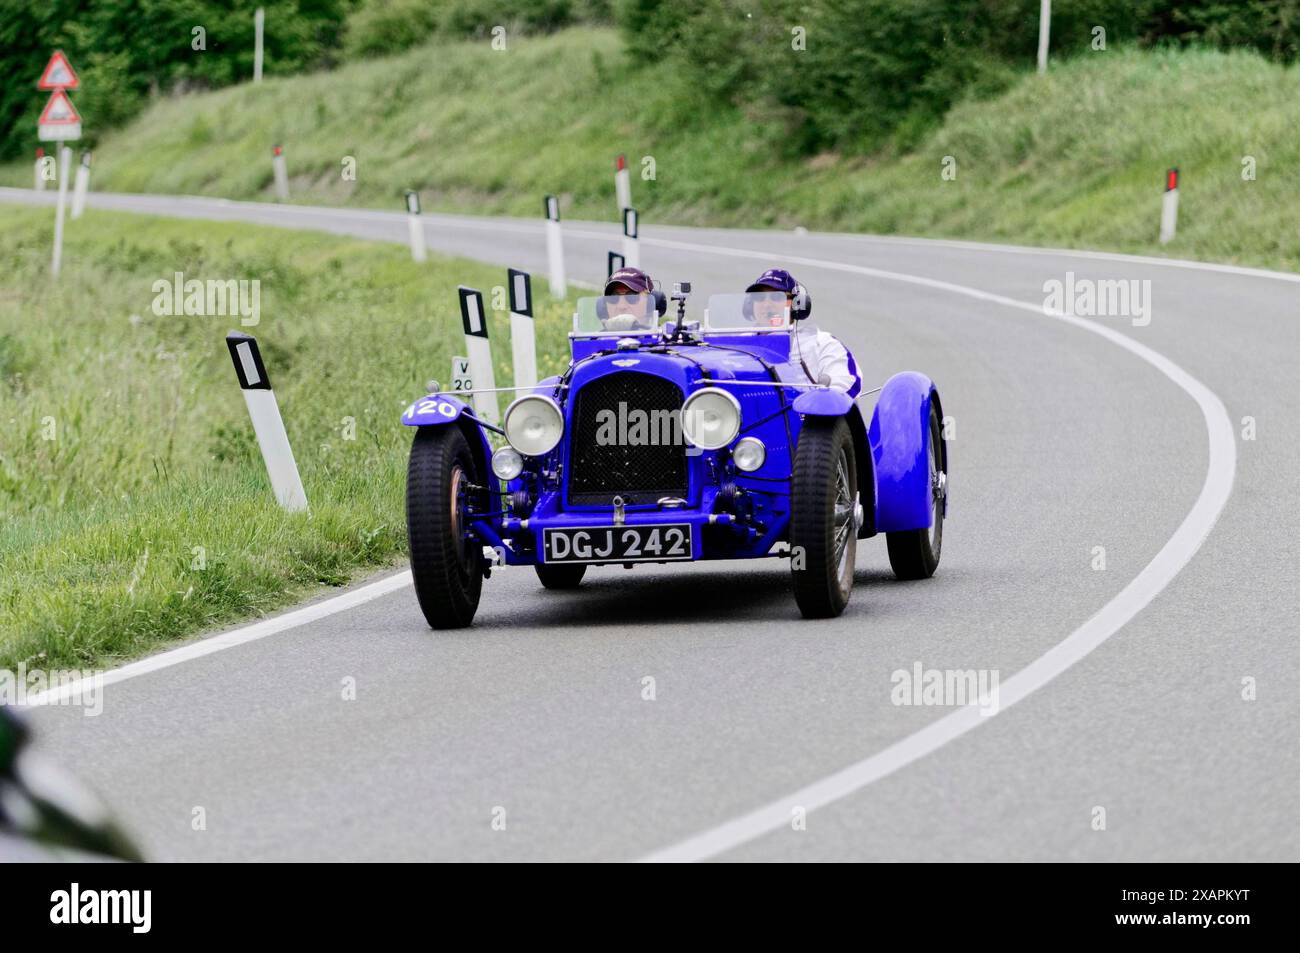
[38,50,79,90]
[39,89,81,125]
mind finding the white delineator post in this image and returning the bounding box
[51,146,71,276]
[70,150,90,219]
[34,148,46,192]
[459,287,500,425]
[1160,167,1179,245]
[225,332,308,512]
[1037,0,1051,74]
[614,154,631,216]
[405,190,427,262]
[544,194,565,299]
[622,207,640,268]
[254,8,265,84]
[272,145,289,201]
[508,268,537,391]
[607,251,625,280]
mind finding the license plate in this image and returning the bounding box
[542,524,693,564]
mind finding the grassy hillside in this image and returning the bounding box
[3,27,1297,271]
[0,205,573,670]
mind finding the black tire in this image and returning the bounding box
[406,425,484,629]
[886,402,945,580]
[790,417,858,619]
[534,563,587,589]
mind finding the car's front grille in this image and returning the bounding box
[567,372,689,506]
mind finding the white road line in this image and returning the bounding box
[22,570,413,707]
[636,236,1237,862]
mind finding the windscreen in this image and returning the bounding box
[704,292,792,332]
[573,295,661,335]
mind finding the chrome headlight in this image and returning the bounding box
[732,436,766,472]
[491,446,524,480]
[681,387,741,451]
[503,394,564,456]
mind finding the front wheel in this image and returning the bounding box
[886,402,945,580]
[790,417,858,618]
[406,425,485,629]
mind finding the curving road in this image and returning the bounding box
[5,187,1298,861]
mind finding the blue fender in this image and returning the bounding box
[401,392,499,496]
[869,372,939,533]
[401,392,472,426]
[792,388,853,417]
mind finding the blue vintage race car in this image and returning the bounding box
[401,284,946,628]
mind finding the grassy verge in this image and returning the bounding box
[2,28,1297,271]
[0,205,573,670]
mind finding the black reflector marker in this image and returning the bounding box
[622,207,640,267]
[458,287,499,424]
[607,251,625,278]
[225,332,307,511]
[544,194,565,299]
[508,269,536,389]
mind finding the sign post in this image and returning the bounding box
[37,51,81,277]
[272,145,289,201]
[405,190,427,262]
[458,287,499,425]
[71,150,91,219]
[622,207,640,268]
[544,194,565,299]
[1160,167,1179,245]
[507,268,536,391]
[225,332,309,512]
[614,154,631,216]
[254,8,265,84]
[1037,0,1051,74]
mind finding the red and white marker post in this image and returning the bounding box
[508,269,536,391]
[272,145,289,201]
[543,195,565,299]
[614,154,631,216]
[1160,167,1179,245]
[225,332,309,512]
[34,148,46,192]
[622,207,640,268]
[37,51,81,277]
[459,287,499,425]
[71,150,91,219]
[405,190,427,262]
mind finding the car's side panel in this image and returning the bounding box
[869,371,938,533]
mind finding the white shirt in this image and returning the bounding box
[791,327,858,394]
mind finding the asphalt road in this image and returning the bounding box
[4,187,1297,861]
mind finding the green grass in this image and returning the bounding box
[0,205,574,670]
[3,28,1297,271]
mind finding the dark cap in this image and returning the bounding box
[604,267,653,295]
[746,268,799,295]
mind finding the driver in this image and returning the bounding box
[746,268,860,396]
[601,266,657,331]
